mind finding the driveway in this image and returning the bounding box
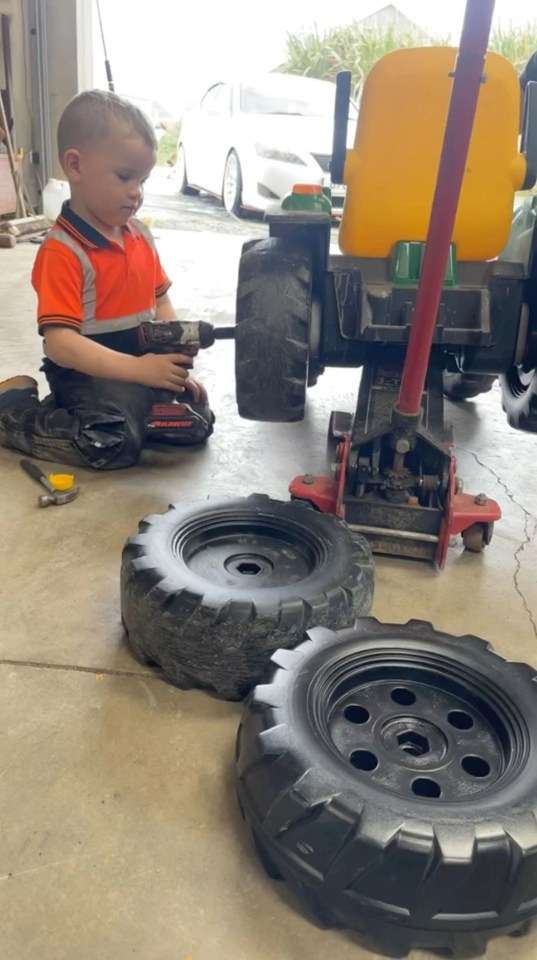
[139,167,268,238]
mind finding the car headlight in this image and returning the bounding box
[255,144,306,165]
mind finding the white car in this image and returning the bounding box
[177,73,357,216]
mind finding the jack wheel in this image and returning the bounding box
[462,521,494,552]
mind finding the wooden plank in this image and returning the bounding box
[0,215,50,235]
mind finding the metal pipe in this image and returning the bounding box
[396,0,496,416]
[95,0,114,92]
[0,93,26,216]
[348,524,439,544]
[29,0,53,188]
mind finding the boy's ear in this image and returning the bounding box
[61,148,83,181]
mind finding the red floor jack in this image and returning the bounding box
[286,2,506,567]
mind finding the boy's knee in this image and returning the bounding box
[76,406,145,469]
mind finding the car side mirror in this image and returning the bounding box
[522,80,537,190]
[331,71,351,185]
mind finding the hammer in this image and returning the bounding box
[20,459,80,507]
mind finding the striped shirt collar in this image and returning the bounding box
[56,201,137,249]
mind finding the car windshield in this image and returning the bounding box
[240,78,353,118]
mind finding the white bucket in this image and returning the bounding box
[42,179,71,221]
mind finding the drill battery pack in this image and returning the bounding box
[145,402,212,444]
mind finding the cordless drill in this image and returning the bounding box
[138,319,234,442]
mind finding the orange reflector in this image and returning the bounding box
[292,183,323,195]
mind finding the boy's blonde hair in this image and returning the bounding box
[57,89,157,158]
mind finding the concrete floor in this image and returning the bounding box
[1,222,537,960]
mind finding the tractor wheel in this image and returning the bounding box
[237,619,537,957]
[500,366,537,432]
[443,372,496,400]
[176,145,199,196]
[120,494,374,701]
[235,238,313,421]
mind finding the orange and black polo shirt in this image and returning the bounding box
[32,201,172,355]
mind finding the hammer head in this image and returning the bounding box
[38,486,80,508]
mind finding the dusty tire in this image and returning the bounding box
[176,145,199,196]
[235,238,312,421]
[237,619,537,956]
[120,495,375,701]
[500,367,537,432]
[443,372,496,400]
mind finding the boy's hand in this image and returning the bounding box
[134,353,192,392]
[184,375,208,405]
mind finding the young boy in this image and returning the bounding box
[0,90,213,470]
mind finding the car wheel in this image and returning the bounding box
[237,619,537,956]
[223,149,243,216]
[176,144,199,196]
[120,495,375,701]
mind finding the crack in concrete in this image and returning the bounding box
[0,658,162,679]
[0,852,106,882]
[513,514,537,641]
[460,448,537,640]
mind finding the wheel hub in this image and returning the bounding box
[224,553,274,577]
[381,716,448,764]
[175,517,324,589]
[326,666,514,801]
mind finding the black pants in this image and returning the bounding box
[0,359,213,470]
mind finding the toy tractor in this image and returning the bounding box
[233,38,537,566]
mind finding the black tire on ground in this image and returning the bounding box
[120,495,375,701]
[223,149,243,216]
[500,366,537,432]
[443,372,496,400]
[235,238,313,421]
[237,619,537,957]
[176,144,199,196]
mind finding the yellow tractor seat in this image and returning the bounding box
[339,47,527,262]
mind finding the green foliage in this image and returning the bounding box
[278,21,448,96]
[156,121,181,167]
[489,22,537,72]
[279,20,537,95]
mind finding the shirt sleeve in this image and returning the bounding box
[154,246,172,299]
[32,242,84,335]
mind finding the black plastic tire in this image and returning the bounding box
[237,619,537,957]
[235,238,312,421]
[120,495,375,701]
[176,144,199,196]
[500,366,537,432]
[443,372,496,400]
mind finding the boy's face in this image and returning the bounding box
[63,122,156,230]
